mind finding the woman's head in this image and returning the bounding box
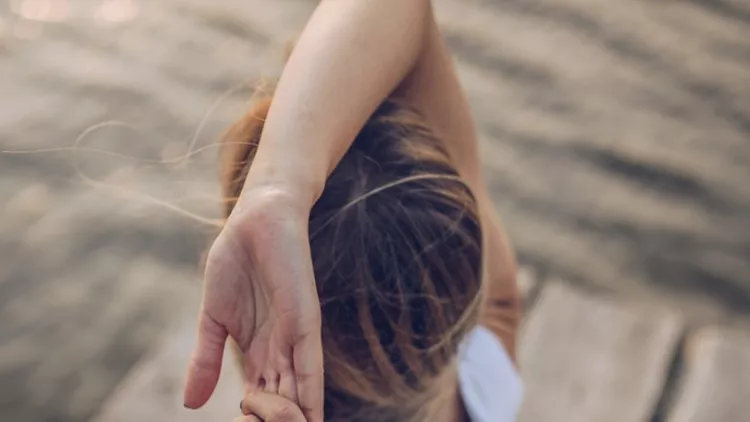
[220,97,483,421]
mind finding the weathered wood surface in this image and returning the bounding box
[0,2,314,422]
[667,327,750,422]
[518,282,683,422]
[1,0,749,421]
[433,0,750,320]
[92,301,245,422]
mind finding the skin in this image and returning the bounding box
[183,1,521,421]
[238,367,465,422]
[238,392,307,422]
[393,4,521,362]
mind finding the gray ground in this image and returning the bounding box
[1,1,749,421]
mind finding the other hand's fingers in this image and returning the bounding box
[294,331,325,422]
[240,392,306,422]
[232,417,261,422]
[183,309,228,409]
[233,416,263,422]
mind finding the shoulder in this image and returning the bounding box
[457,326,523,422]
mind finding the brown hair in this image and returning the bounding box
[220,96,483,421]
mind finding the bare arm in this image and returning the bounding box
[393,7,521,362]
[244,0,432,207]
[189,4,456,419]
[243,0,519,359]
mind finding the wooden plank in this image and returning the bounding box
[517,281,683,422]
[668,327,750,422]
[92,307,245,422]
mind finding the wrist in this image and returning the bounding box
[239,162,325,215]
[228,183,311,233]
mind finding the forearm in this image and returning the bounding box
[244,0,432,207]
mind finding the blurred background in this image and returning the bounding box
[1,0,749,421]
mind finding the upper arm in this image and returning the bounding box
[478,207,522,365]
[392,9,522,362]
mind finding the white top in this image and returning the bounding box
[457,326,523,422]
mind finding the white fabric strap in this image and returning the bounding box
[457,326,523,422]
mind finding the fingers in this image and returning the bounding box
[183,310,228,409]
[278,371,298,404]
[293,332,325,422]
[244,325,271,388]
[238,388,263,422]
[233,416,261,422]
[240,392,306,422]
[273,336,298,404]
[263,371,280,394]
[233,416,262,422]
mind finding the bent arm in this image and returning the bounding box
[244,0,432,207]
[243,0,520,361]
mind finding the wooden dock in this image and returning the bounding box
[93,269,750,422]
[1,0,749,421]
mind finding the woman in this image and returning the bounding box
[183,1,521,420]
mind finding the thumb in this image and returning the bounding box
[183,310,228,409]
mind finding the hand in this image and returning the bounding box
[236,391,307,422]
[183,187,324,422]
